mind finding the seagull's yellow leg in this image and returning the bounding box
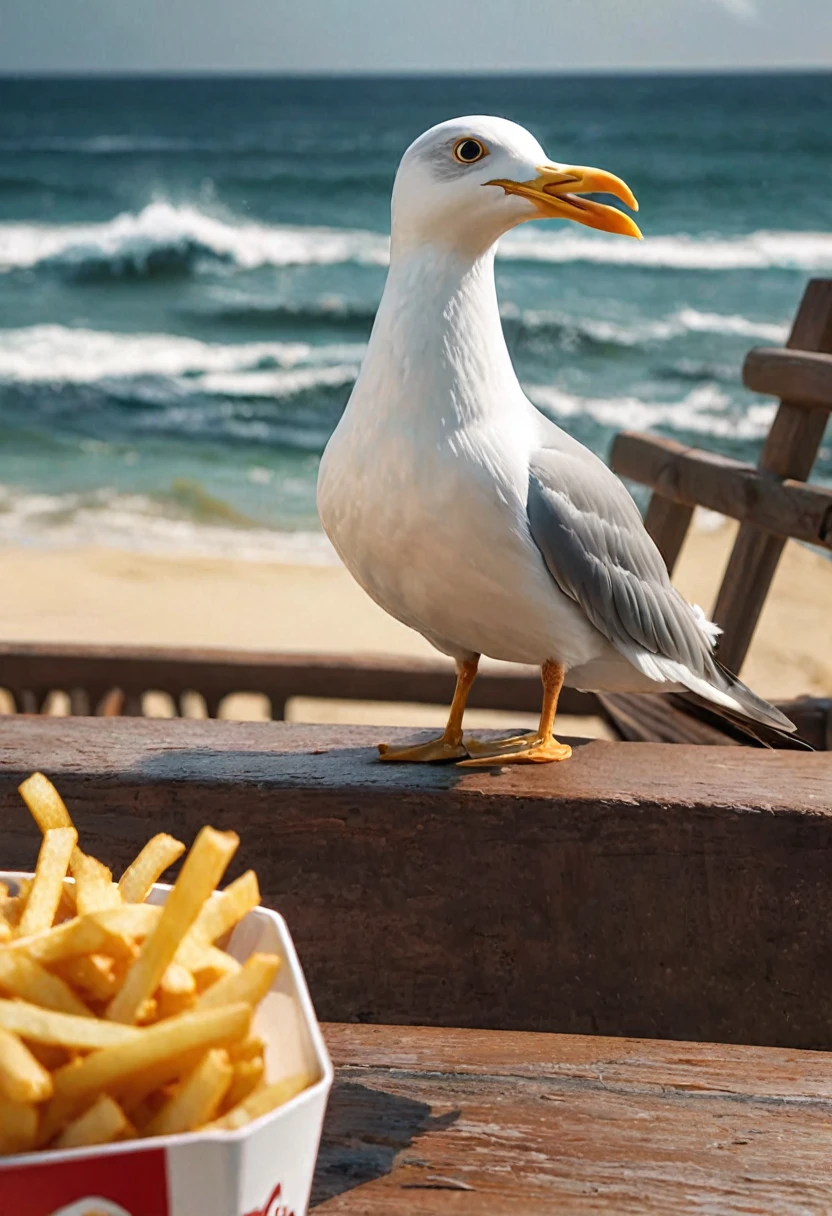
[378,656,479,762]
[459,659,573,766]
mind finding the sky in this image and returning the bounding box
[1,0,831,74]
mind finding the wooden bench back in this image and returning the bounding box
[611,278,832,675]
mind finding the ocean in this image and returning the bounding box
[0,72,830,561]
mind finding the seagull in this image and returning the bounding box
[317,116,795,764]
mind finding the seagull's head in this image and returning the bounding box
[391,115,641,258]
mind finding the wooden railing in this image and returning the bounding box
[0,640,828,747]
[0,641,597,721]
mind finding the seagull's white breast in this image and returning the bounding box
[317,243,617,668]
[318,345,604,668]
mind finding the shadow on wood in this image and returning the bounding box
[314,1023,832,1213]
[311,1081,459,1208]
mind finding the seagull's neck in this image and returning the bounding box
[355,241,520,428]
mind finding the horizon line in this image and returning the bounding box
[1,65,831,80]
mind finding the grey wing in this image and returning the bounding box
[526,443,716,682]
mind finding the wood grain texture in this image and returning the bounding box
[314,1023,832,1213]
[612,430,832,551]
[0,718,830,1047]
[713,279,832,673]
[743,346,832,411]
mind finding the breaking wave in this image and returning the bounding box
[0,305,783,399]
[0,328,360,452]
[1,201,831,278]
[192,292,787,351]
[505,305,787,347]
[0,202,389,279]
[0,325,364,387]
[501,227,832,271]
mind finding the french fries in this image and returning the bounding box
[17,772,73,833]
[17,828,77,937]
[194,952,279,1013]
[46,1002,251,1129]
[0,771,312,1158]
[222,1056,265,1111]
[144,1047,232,1136]
[119,833,185,903]
[207,1074,310,1131]
[54,1093,131,1150]
[176,937,241,983]
[0,953,92,1018]
[72,851,121,916]
[106,827,239,1025]
[54,954,119,1003]
[0,999,141,1050]
[191,869,260,944]
[0,1098,38,1154]
[0,1026,53,1103]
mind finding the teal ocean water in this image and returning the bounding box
[0,73,830,559]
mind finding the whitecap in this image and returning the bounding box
[0,325,365,386]
[672,308,788,342]
[198,364,359,399]
[499,228,832,271]
[1,200,831,276]
[0,201,389,275]
[529,383,776,441]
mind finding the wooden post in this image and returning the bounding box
[643,496,695,574]
[711,279,832,675]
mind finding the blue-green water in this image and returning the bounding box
[0,73,830,558]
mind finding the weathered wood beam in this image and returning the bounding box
[0,718,830,1048]
[611,430,832,551]
[744,346,832,411]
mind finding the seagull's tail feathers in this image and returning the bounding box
[673,690,812,750]
[681,659,797,734]
[628,645,797,734]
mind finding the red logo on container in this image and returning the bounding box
[1,1147,169,1216]
[244,1182,293,1216]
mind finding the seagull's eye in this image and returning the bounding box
[453,138,488,165]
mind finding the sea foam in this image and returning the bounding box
[529,383,776,442]
[0,325,364,387]
[0,484,340,564]
[0,202,389,276]
[1,201,832,276]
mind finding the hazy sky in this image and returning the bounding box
[2,0,831,74]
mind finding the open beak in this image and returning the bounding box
[488,163,642,239]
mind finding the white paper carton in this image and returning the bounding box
[0,874,334,1216]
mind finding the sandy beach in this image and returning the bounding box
[1,515,829,732]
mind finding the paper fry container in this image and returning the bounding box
[0,874,333,1216]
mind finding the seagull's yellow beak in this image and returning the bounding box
[488,163,642,239]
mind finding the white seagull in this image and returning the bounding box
[318,116,794,764]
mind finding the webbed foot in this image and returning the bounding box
[378,736,468,763]
[458,734,572,766]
